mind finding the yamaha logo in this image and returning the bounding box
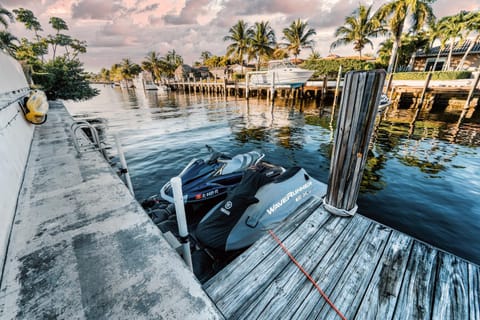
[220,200,233,216]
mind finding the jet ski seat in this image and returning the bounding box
[221,151,263,175]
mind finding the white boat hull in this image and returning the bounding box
[248,61,313,88]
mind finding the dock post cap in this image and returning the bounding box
[322,198,357,217]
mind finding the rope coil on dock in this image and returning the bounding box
[322,198,357,217]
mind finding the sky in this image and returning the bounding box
[1,0,479,72]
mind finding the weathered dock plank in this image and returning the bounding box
[313,222,391,320]
[203,197,322,298]
[205,198,329,317]
[354,232,413,320]
[391,241,437,320]
[469,264,480,319]
[206,201,480,319]
[243,211,370,320]
[432,252,469,319]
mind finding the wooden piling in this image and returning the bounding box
[332,66,342,109]
[411,72,433,123]
[324,70,386,217]
[320,75,328,106]
[416,72,432,109]
[457,72,480,126]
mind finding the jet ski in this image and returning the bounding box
[191,163,327,281]
[195,164,327,252]
[142,145,266,227]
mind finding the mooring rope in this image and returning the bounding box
[268,229,347,320]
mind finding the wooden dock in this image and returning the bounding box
[167,78,480,113]
[204,197,480,319]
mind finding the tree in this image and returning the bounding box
[438,11,468,70]
[12,9,97,101]
[99,68,110,82]
[376,0,435,73]
[456,10,480,70]
[13,8,46,62]
[224,20,251,72]
[163,49,183,78]
[142,51,163,81]
[331,4,384,58]
[272,45,289,60]
[120,58,141,80]
[308,50,321,60]
[200,51,212,64]
[33,57,99,101]
[48,17,69,59]
[0,30,18,55]
[165,49,183,67]
[282,19,316,60]
[13,8,42,39]
[248,21,276,70]
[0,6,13,29]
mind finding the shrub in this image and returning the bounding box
[232,73,245,80]
[301,58,381,79]
[32,57,99,101]
[392,71,472,80]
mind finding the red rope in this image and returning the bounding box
[268,229,347,320]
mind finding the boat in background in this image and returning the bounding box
[249,60,314,88]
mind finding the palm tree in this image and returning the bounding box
[272,45,289,60]
[0,6,13,29]
[308,50,321,60]
[142,51,163,81]
[200,51,212,64]
[248,21,276,70]
[438,11,468,70]
[163,49,183,78]
[421,18,448,71]
[120,58,141,86]
[224,20,251,73]
[376,0,434,73]
[457,11,480,70]
[282,19,316,61]
[331,4,384,58]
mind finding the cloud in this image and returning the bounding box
[163,0,210,25]
[71,0,125,20]
[3,0,479,72]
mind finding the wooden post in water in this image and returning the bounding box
[417,72,432,109]
[245,73,250,99]
[324,70,386,217]
[320,75,328,106]
[411,72,432,123]
[332,66,342,109]
[385,73,394,97]
[457,72,480,126]
[269,72,276,103]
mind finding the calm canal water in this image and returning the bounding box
[65,85,480,265]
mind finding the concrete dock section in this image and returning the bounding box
[0,101,222,319]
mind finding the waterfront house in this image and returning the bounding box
[413,39,480,71]
[174,64,211,81]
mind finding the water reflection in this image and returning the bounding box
[65,85,480,265]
